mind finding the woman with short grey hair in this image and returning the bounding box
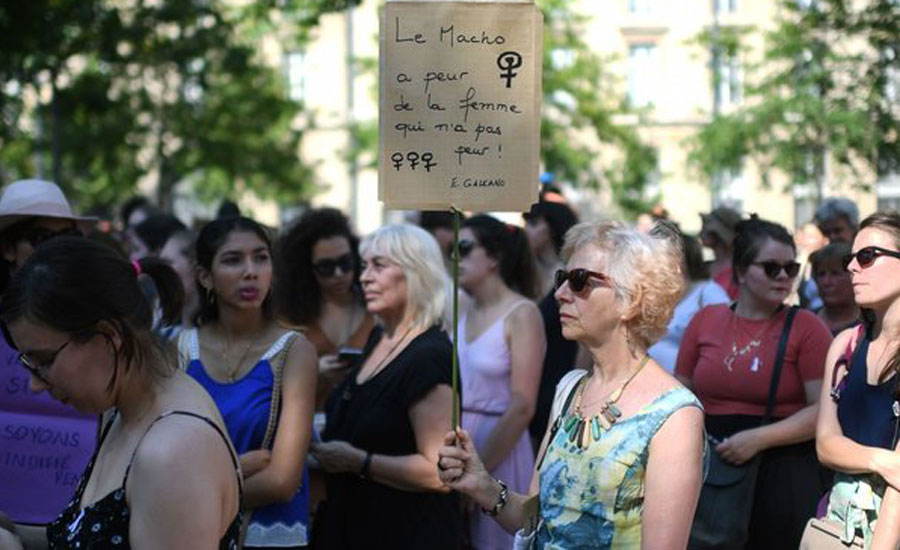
[439,220,705,549]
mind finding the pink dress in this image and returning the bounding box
[459,301,536,550]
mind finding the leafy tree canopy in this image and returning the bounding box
[0,0,351,214]
[688,0,899,198]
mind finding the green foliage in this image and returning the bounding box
[538,0,658,217]
[687,0,899,196]
[0,0,318,214]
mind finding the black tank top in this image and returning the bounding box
[47,410,243,549]
[836,336,899,449]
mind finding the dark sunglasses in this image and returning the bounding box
[554,268,609,293]
[0,321,71,385]
[842,246,900,270]
[21,226,82,248]
[312,253,355,278]
[752,260,801,279]
[457,239,479,259]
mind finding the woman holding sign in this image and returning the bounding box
[439,220,705,549]
[310,224,460,549]
[0,237,242,549]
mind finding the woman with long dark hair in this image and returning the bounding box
[813,212,900,548]
[275,208,375,409]
[183,216,317,549]
[456,214,545,549]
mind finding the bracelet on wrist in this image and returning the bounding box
[359,452,373,479]
[482,478,509,517]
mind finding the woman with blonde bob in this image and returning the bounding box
[311,224,461,549]
[439,221,705,549]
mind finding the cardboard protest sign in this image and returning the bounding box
[379,1,543,212]
[0,340,97,524]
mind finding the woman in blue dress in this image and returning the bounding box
[182,216,318,549]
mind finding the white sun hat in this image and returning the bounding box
[0,179,97,234]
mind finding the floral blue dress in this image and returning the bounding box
[536,374,701,549]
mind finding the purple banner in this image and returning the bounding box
[0,339,97,524]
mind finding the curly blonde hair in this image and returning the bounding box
[562,220,685,350]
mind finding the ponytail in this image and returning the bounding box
[134,256,185,327]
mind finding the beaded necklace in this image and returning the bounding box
[563,355,650,450]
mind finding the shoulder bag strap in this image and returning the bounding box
[260,332,300,450]
[762,306,799,426]
[535,372,584,471]
[829,324,865,401]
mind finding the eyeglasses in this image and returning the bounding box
[457,239,479,259]
[554,268,609,293]
[842,246,900,270]
[21,226,82,248]
[751,260,801,279]
[312,253,355,278]
[0,321,71,385]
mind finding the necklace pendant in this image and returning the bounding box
[568,417,581,444]
[564,414,579,433]
[750,356,761,372]
[724,355,735,371]
[601,408,617,425]
[606,403,622,419]
[590,416,601,441]
[576,418,587,449]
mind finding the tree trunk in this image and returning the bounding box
[51,71,62,186]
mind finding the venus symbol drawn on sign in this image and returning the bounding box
[497,51,522,88]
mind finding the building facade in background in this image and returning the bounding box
[294,0,881,234]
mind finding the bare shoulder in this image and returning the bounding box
[505,298,542,328]
[126,413,235,508]
[831,325,860,350]
[282,329,317,362]
[132,413,232,473]
[641,360,693,397]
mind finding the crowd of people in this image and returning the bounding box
[0,177,898,550]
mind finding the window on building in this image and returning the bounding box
[628,44,659,108]
[712,161,745,212]
[713,52,742,106]
[878,175,900,212]
[792,184,818,227]
[285,51,306,102]
[628,0,655,15]
[714,0,739,14]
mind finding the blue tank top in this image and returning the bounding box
[184,329,310,548]
[837,335,898,450]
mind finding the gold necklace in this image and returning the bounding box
[224,341,254,382]
[565,355,650,450]
[723,314,773,372]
